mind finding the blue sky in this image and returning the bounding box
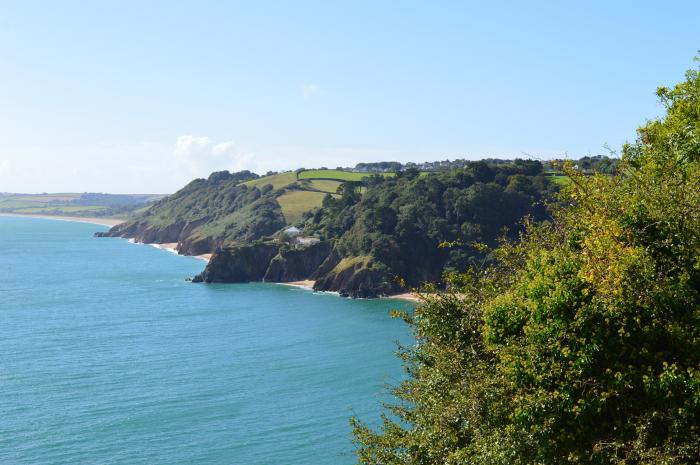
[1,1,698,193]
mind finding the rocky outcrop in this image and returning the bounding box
[191,241,403,298]
[313,255,401,298]
[99,216,404,298]
[192,243,279,283]
[263,241,333,282]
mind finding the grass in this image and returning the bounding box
[243,172,297,190]
[241,173,344,225]
[303,179,343,194]
[549,175,571,186]
[332,255,371,273]
[298,169,396,182]
[276,190,328,225]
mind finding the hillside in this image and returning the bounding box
[97,158,610,297]
[96,169,342,253]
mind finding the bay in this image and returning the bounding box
[0,216,412,465]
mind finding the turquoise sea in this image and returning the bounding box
[0,216,412,465]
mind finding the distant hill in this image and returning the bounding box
[0,192,163,218]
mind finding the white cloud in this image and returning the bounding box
[174,135,211,157]
[301,84,319,98]
[173,135,240,178]
[212,141,235,155]
[0,159,11,177]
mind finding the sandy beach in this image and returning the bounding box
[148,242,211,262]
[279,280,316,289]
[0,213,124,228]
[386,292,423,303]
[279,279,422,302]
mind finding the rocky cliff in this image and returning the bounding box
[191,241,402,297]
[192,243,279,283]
[263,241,333,282]
[312,254,400,298]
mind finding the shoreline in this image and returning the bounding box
[145,242,211,262]
[0,213,124,228]
[4,213,421,300]
[278,280,422,302]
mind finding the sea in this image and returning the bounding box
[0,216,413,465]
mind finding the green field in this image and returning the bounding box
[0,192,159,219]
[548,174,571,186]
[302,179,342,194]
[239,172,346,224]
[298,169,396,181]
[242,172,297,190]
[276,190,329,225]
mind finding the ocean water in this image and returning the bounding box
[0,216,412,465]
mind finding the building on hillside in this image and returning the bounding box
[283,226,301,237]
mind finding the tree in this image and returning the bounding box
[352,59,700,464]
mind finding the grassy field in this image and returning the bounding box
[240,172,345,224]
[242,172,297,190]
[298,169,396,181]
[0,193,158,218]
[302,179,342,194]
[276,190,328,225]
[548,175,571,186]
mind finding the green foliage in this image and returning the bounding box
[352,61,700,463]
[121,170,285,245]
[275,190,329,225]
[308,161,554,288]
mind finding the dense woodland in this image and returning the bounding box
[351,61,700,464]
[305,160,554,288]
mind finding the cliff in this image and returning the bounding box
[192,243,279,283]
[192,242,402,298]
[263,241,333,282]
[312,254,400,298]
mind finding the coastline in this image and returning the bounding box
[278,279,422,302]
[385,292,423,303]
[3,213,420,299]
[0,213,124,228]
[146,242,211,262]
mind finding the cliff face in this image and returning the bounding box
[312,255,400,298]
[192,244,279,283]
[263,241,333,282]
[192,242,403,298]
[192,241,334,284]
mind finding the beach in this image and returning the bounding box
[280,280,422,302]
[147,242,211,262]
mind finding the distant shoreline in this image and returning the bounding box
[2,213,421,301]
[0,213,124,228]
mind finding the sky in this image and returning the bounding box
[0,1,699,193]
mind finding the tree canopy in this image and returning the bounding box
[352,60,700,464]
